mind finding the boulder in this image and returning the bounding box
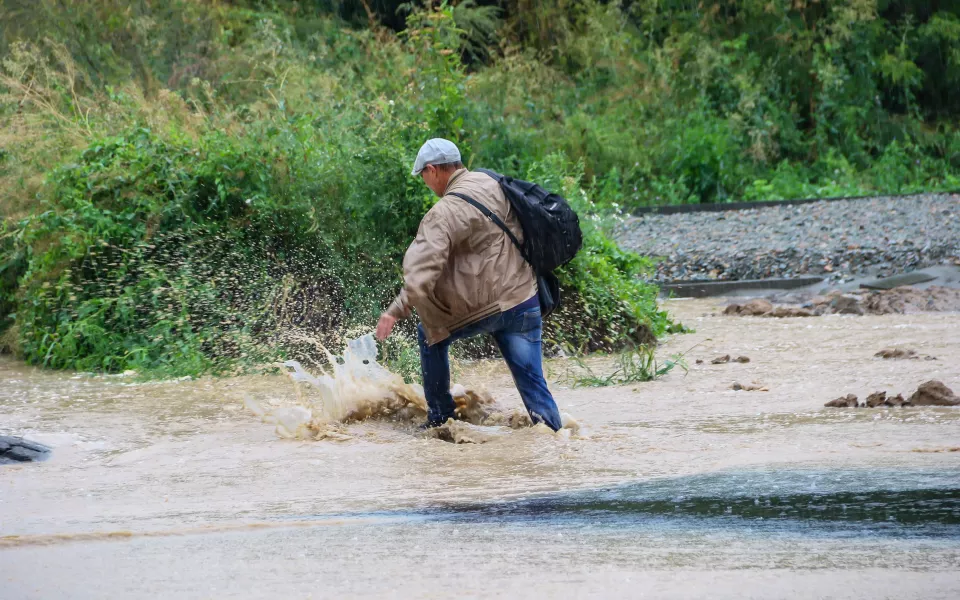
[740,299,773,316]
[0,436,52,464]
[825,394,859,408]
[907,380,960,406]
[829,295,865,315]
[864,391,887,408]
[884,393,906,407]
[723,304,742,315]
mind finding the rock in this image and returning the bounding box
[829,295,865,315]
[711,354,731,364]
[808,295,832,307]
[884,393,906,407]
[731,382,768,391]
[862,286,960,315]
[907,380,960,406]
[825,394,859,408]
[767,306,815,318]
[735,356,751,363]
[695,359,704,364]
[723,304,742,315]
[875,348,917,360]
[0,436,52,464]
[740,299,773,316]
[865,391,887,408]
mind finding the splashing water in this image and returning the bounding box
[243,334,503,439]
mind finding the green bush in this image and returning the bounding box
[0,3,676,376]
[6,0,960,376]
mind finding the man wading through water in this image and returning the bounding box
[375,138,564,431]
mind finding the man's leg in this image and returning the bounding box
[416,314,501,426]
[417,324,456,425]
[492,307,563,431]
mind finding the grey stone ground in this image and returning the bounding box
[617,193,960,283]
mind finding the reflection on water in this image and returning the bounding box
[429,468,960,536]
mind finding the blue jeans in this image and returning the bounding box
[417,301,562,431]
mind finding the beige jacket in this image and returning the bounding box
[387,169,537,345]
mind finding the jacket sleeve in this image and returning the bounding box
[386,202,465,319]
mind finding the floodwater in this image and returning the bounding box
[2,299,959,599]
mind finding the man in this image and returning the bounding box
[375,138,563,431]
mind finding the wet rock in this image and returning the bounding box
[740,299,773,316]
[875,348,917,360]
[907,380,960,406]
[731,382,768,391]
[862,286,960,315]
[865,391,887,408]
[735,356,751,363]
[711,354,731,364]
[829,295,865,315]
[767,306,815,318]
[0,436,52,464]
[825,394,859,408]
[884,393,906,407]
[807,295,832,307]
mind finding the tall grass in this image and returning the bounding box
[0,3,675,376]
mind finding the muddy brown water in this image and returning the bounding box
[2,299,959,599]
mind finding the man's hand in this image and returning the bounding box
[375,313,397,341]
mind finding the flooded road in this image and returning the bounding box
[2,299,959,598]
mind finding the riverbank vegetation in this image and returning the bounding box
[2,0,958,375]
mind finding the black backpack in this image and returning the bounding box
[449,169,583,318]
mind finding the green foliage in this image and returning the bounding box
[0,1,676,375]
[5,0,960,375]
[559,345,687,388]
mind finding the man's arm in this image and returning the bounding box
[377,203,462,340]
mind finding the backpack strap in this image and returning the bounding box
[448,192,526,260]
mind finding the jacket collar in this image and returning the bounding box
[443,168,469,195]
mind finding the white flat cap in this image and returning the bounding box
[411,138,461,175]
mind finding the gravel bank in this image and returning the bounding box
[617,193,960,282]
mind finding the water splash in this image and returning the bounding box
[244,334,496,439]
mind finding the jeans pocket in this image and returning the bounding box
[521,309,543,343]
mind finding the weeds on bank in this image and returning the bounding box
[558,345,688,388]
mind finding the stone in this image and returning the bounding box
[807,295,832,307]
[884,393,906,407]
[767,306,815,318]
[723,304,742,315]
[825,394,859,408]
[0,436,52,465]
[829,295,865,315]
[907,380,960,406]
[735,356,751,363]
[711,354,731,364]
[865,391,887,408]
[875,348,917,360]
[731,382,768,391]
[740,299,774,316]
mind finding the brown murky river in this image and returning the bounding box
[2,299,959,599]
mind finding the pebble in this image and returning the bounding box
[616,193,960,282]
